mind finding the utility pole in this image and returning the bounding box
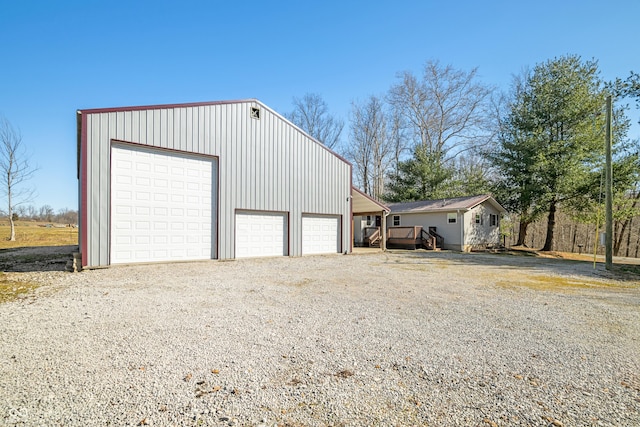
[605,95,613,270]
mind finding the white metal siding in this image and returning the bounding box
[302,215,340,255]
[110,144,215,264]
[80,100,351,266]
[235,212,287,258]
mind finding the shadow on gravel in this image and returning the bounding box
[0,245,78,272]
[386,249,640,283]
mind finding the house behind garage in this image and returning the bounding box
[386,194,506,251]
[77,99,352,268]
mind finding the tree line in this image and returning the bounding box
[2,205,78,225]
[286,55,640,256]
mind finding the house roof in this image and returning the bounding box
[387,194,506,214]
[351,187,390,214]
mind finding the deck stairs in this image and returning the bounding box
[421,227,443,251]
[364,227,381,248]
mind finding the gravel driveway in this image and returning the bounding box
[1,250,639,426]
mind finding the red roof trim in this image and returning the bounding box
[77,99,257,115]
[80,112,88,267]
[256,102,353,168]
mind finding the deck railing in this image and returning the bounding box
[387,226,422,239]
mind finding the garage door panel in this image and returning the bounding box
[302,215,340,255]
[235,212,287,258]
[111,144,216,264]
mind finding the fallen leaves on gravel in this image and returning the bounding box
[286,378,303,386]
[335,369,354,378]
[543,416,564,426]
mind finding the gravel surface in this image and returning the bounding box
[1,250,639,426]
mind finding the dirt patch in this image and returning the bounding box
[0,245,77,272]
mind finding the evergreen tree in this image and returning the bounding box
[490,55,608,250]
[385,146,455,202]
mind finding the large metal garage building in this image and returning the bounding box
[77,99,354,268]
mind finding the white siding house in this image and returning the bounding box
[77,100,352,268]
[387,195,506,251]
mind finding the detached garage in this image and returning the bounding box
[77,99,351,268]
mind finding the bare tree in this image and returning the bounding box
[39,204,54,222]
[286,93,344,149]
[388,110,409,184]
[27,204,38,219]
[388,60,492,161]
[57,208,79,225]
[0,117,36,241]
[346,96,394,200]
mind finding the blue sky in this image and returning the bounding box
[1,0,638,212]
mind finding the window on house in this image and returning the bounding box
[490,214,498,227]
[393,215,400,226]
[475,213,482,224]
[366,215,372,226]
[447,213,457,224]
[250,106,260,119]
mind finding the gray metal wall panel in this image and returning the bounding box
[81,100,351,265]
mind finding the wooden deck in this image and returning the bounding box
[387,226,423,249]
[386,226,443,250]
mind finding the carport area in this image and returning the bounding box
[351,187,390,250]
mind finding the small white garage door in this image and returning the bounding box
[302,215,340,255]
[110,144,215,264]
[235,212,287,258]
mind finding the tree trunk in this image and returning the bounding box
[9,213,15,241]
[571,224,577,253]
[8,180,15,241]
[613,218,628,257]
[362,165,369,195]
[516,219,530,246]
[541,199,557,251]
[625,217,633,257]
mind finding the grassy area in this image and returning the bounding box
[0,221,78,249]
[0,273,40,303]
[495,273,636,292]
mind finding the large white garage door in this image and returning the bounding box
[302,215,340,255]
[110,144,215,264]
[235,212,287,258]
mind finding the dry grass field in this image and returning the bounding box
[0,221,78,249]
